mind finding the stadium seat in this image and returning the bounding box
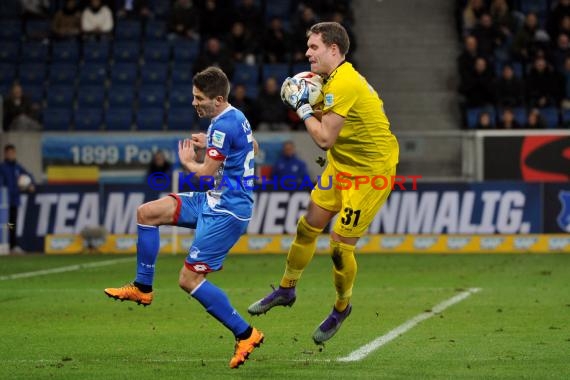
[265,0,292,20]
[292,62,311,75]
[169,86,193,107]
[539,107,559,129]
[76,85,106,108]
[242,83,259,99]
[140,62,168,84]
[21,41,48,62]
[49,63,78,85]
[562,109,570,127]
[0,20,22,41]
[170,63,193,84]
[512,107,527,125]
[0,42,19,63]
[262,63,290,83]
[110,63,138,84]
[52,40,80,62]
[233,63,259,86]
[172,40,199,63]
[466,107,496,128]
[83,40,111,63]
[152,0,171,19]
[494,61,524,78]
[0,64,16,87]
[42,108,72,131]
[144,20,167,40]
[138,84,166,108]
[25,19,50,40]
[78,63,108,85]
[25,84,45,104]
[18,63,46,86]
[168,107,197,130]
[107,85,135,107]
[114,20,142,40]
[136,108,164,130]
[105,107,133,130]
[46,85,75,108]
[143,41,171,63]
[112,41,141,63]
[74,107,104,130]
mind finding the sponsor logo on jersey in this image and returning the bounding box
[324,93,334,107]
[212,130,226,148]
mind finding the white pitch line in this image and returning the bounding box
[337,287,481,362]
[0,257,135,281]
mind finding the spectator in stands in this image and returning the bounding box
[463,0,487,34]
[168,0,200,40]
[2,83,41,132]
[116,0,153,19]
[198,0,231,39]
[147,150,172,177]
[81,0,114,39]
[472,13,502,60]
[459,57,496,108]
[224,21,258,64]
[524,108,547,129]
[561,56,570,109]
[330,11,357,62]
[255,77,289,131]
[526,56,562,108]
[458,35,480,82]
[475,111,494,129]
[512,12,549,63]
[230,84,256,126]
[548,0,570,38]
[497,108,521,129]
[21,0,50,20]
[0,144,35,254]
[272,141,310,186]
[193,37,234,79]
[263,17,291,63]
[291,6,319,63]
[235,0,263,36]
[551,33,570,73]
[51,0,81,40]
[495,63,525,107]
[490,0,518,36]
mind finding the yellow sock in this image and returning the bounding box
[280,216,323,288]
[330,240,357,312]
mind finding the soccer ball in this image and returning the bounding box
[17,174,32,190]
[292,71,324,106]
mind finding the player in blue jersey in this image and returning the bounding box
[104,67,262,369]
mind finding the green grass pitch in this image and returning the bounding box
[1,253,569,379]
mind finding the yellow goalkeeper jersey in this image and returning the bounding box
[322,62,399,175]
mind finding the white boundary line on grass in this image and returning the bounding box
[0,257,135,281]
[337,287,481,362]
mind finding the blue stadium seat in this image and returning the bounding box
[112,41,140,63]
[52,40,80,62]
[262,63,290,83]
[0,20,22,41]
[74,107,104,130]
[83,40,111,63]
[140,62,168,84]
[78,63,108,85]
[265,0,292,20]
[539,107,559,128]
[25,19,50,40]
[170,63,193,83]
[42,108,72,130]
[18,63,46,86]
[243,83,259,99]
[172,40,199,63]
[77,85,106,107]
[292,62,311,75]
[108,84,135,107]
[0,42,19,62]
[169,85,193,107]
[168,107,196,130]
[21,41,48,62]
[105,107,133,130]
[136,107,164,130]
[467,107,496,128]
[0,63,16,87]
[114,20,142,40]
[25,84,45,104]
[143,41,170,63]
[49,63,78,85]
[46,85,75,108]
[233,63,259,86]
[152,0,171,19]
[138,84,166,107]
[110,63,138,84]
[144,20,167,40]
[494,61,524,78]
[562,109,570,127]
[512,107,527,125]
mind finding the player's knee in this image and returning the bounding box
[330,240,356,270]
[178,266,203,293]
[137,203,152,224]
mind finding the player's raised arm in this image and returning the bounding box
[178,138,222,177]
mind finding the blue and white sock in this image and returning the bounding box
[134,224,159,287]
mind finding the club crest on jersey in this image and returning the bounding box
[557,191,570,232]
[212,130,226,148]
[324,93,334,107]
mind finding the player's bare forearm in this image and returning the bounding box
[304,111,344,150]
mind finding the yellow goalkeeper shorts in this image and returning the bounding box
[311,163,396,238]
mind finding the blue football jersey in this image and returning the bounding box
[205,106,255,220]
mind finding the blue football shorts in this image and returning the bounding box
[169,192,248,273]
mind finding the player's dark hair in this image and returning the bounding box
[4,144,15,152]
[308,22,350,56]
[193,67,230,100]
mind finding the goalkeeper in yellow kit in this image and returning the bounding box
[248,22,399,344]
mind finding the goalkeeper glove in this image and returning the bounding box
[280,77,314,121]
